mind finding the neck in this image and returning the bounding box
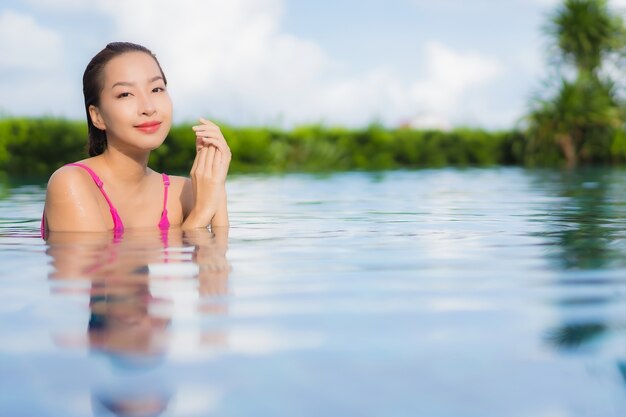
[99,145,150,185]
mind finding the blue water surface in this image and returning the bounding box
[2,167,626,417]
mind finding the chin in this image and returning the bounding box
[146,133,169,149]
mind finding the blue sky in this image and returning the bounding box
[0,0,624,129]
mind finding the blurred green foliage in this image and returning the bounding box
[0,117,532,176]
[526,0,626,167]
[3,2,625,175]
[3,114,626,177]
[0,117,87,176]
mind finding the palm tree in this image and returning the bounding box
[547,0,625,75]
[526,0,626,167]
[527,75,622,166]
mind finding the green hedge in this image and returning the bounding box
[0,118,87,176]
[1,116,621,176]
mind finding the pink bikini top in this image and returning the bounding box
[41,163,170,239]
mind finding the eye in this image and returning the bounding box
[117,92,132,99]
[152,86,165,93]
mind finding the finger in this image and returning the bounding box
[205,146,216,173]
[193,123,229,156]
[193,125,212,151]
[196,135,215,151]
[194,128,223,144]
[193,123,224,138]
[196,146,208,174]
[193,121,219,135]
[196,129,227,145]
[191,146,201,174]
[193,124,219,133]
[198,136,227,152]
[195,134,223,150]
[212,149,223,176]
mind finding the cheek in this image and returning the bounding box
[161,94,173,117]
[157,97,173,127]
[100,100,134,126]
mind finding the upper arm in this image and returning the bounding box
[169,175,194,220]
[44,166,108,232]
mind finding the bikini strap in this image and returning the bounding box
[66,163,124,233]
[159,173,170,230]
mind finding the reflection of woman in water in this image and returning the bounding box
[41,42,230,238]
[47,227,230,344]
[47,227,229,417]
[88,277,173,417]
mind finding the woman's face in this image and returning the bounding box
[90,51,173,153]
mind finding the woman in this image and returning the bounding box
[41,42,230,237]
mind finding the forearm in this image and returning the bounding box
[181,185,228,230]
[181,209,212,230]
[186,119,231,230]
[210,186,229,229]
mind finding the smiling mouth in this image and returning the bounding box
[135,122,161,133]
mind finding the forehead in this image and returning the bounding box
[102,51,162,85]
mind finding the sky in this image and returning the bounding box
[1,0,625,130]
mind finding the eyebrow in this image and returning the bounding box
[111,76,164,89]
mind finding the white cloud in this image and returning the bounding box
[0,10,62,71]
[0,9,74,116]
[0,75,76,116]
[87,0,335,124]
[408,41,503,128]
[20,0,87,9]
[81,0,503,128]
[0,0,508,128]
[20,0,82,8]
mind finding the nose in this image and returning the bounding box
[138,92,156,116]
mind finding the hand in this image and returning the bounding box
[191,118,231,185]
[184,119,231,228]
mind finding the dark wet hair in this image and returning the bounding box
[83,42,168,156]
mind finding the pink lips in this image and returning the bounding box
[135,121,161,134]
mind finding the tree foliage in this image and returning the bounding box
[527,0,626,167]
[0,117,524,177]
[547,0,626,74]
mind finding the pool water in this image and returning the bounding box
[2,167,626,416]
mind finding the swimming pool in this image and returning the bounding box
[2,167,626,416]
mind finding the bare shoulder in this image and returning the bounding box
[45,164,107,232]
[47,164,94,193]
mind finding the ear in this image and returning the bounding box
[89,105,106,130]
